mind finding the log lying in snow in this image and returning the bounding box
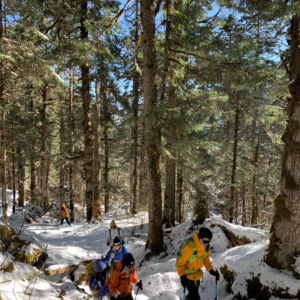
[44,259,93,276]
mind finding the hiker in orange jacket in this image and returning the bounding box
[109,253,143,300]
[60,203,71,226]
[177,228,219,300]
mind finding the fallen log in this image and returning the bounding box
[44,259,93,276]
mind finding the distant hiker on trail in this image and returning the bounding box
[107,220,124,246]
[104,236,127,272]
[85,259,110,299]
[109,253,142,300]
[60,203,71,226]
[176,227,220,300]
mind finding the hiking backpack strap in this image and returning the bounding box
[184,240,207,286]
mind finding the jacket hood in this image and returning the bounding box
[113,259,123,276]
[61,203,67,208]
[93,259,107,273]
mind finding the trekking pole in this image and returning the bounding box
[183,287,186,300]
[215,270,220,300]
[135,280,142,300]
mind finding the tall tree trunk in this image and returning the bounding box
[176,167,183,224]
[0,0,7,222]
[30,99,37,205]
[251,127,260,224]
[104,125,110,213]
[46,137,51,206]
[81,0,93,221]
[93,75,101,220]
[265,14,300,273]
[59,106,65,205]
[131,0,139,215]
[69,64,75,222]
[194,187,210,225]
[141,0,164,255]
[17,147,25,207]
[263,159,271,206]
[229,100,239,223]
[40,86,48,208]
[138,122,146,205]
[164,86,177,226]
[12,109,16,213]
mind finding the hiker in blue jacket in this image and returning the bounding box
[104,236,127,272]
[88,259,110,299]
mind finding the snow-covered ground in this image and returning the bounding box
[0,206,299,300]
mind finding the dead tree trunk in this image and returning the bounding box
[81,0,93,221]
[141,0,164,255]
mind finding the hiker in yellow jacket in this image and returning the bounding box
[176,228,219,300]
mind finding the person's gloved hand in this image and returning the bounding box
[107,241,110,246]
[116,295,125,300]
[209,269,220,281]
[180,275,188,287]
[121,240,125,245]
[137,280,143,290]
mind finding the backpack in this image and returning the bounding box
[85,260,108,295]
[175,236,209,285]
[176,236,208,266]
[109,228,121,241]
[66,206,71,215]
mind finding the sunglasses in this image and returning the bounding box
[202,239,211,244]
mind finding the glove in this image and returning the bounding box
[209,269,220,281]
[121,240,125,245]
[180,275,188,288]
[116,295,125,300]
[137,280,143,290]
[107,241,110,246]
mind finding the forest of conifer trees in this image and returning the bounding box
[1,0,300,270]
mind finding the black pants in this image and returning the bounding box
[111,294,133,300]
[60,217,71,226]
[185,278,201,300]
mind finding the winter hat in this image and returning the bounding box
[93,259,106,273]
[110,220,116,228]
[113,236,121,246]
[123,253,135,267]
[198,227,212,240]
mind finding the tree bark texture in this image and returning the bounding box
[251,128,260,224]
[93,75,101,220]
[30,97,37,205]
[229,100,239,223]
[69,65,75,222]
[0,0,7,222]
[265,14,300,274]
[141,0,164,254]
[131,0,139,215]
[59,106,65,205]
[17,147,25,207]
[81,0,93,221]
[194,188,210,225]
[164,86,177,226]
[12,109,16,213]
[176,167,183,224]
[40,86,48,208]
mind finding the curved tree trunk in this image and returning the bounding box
[265,14,300,275]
